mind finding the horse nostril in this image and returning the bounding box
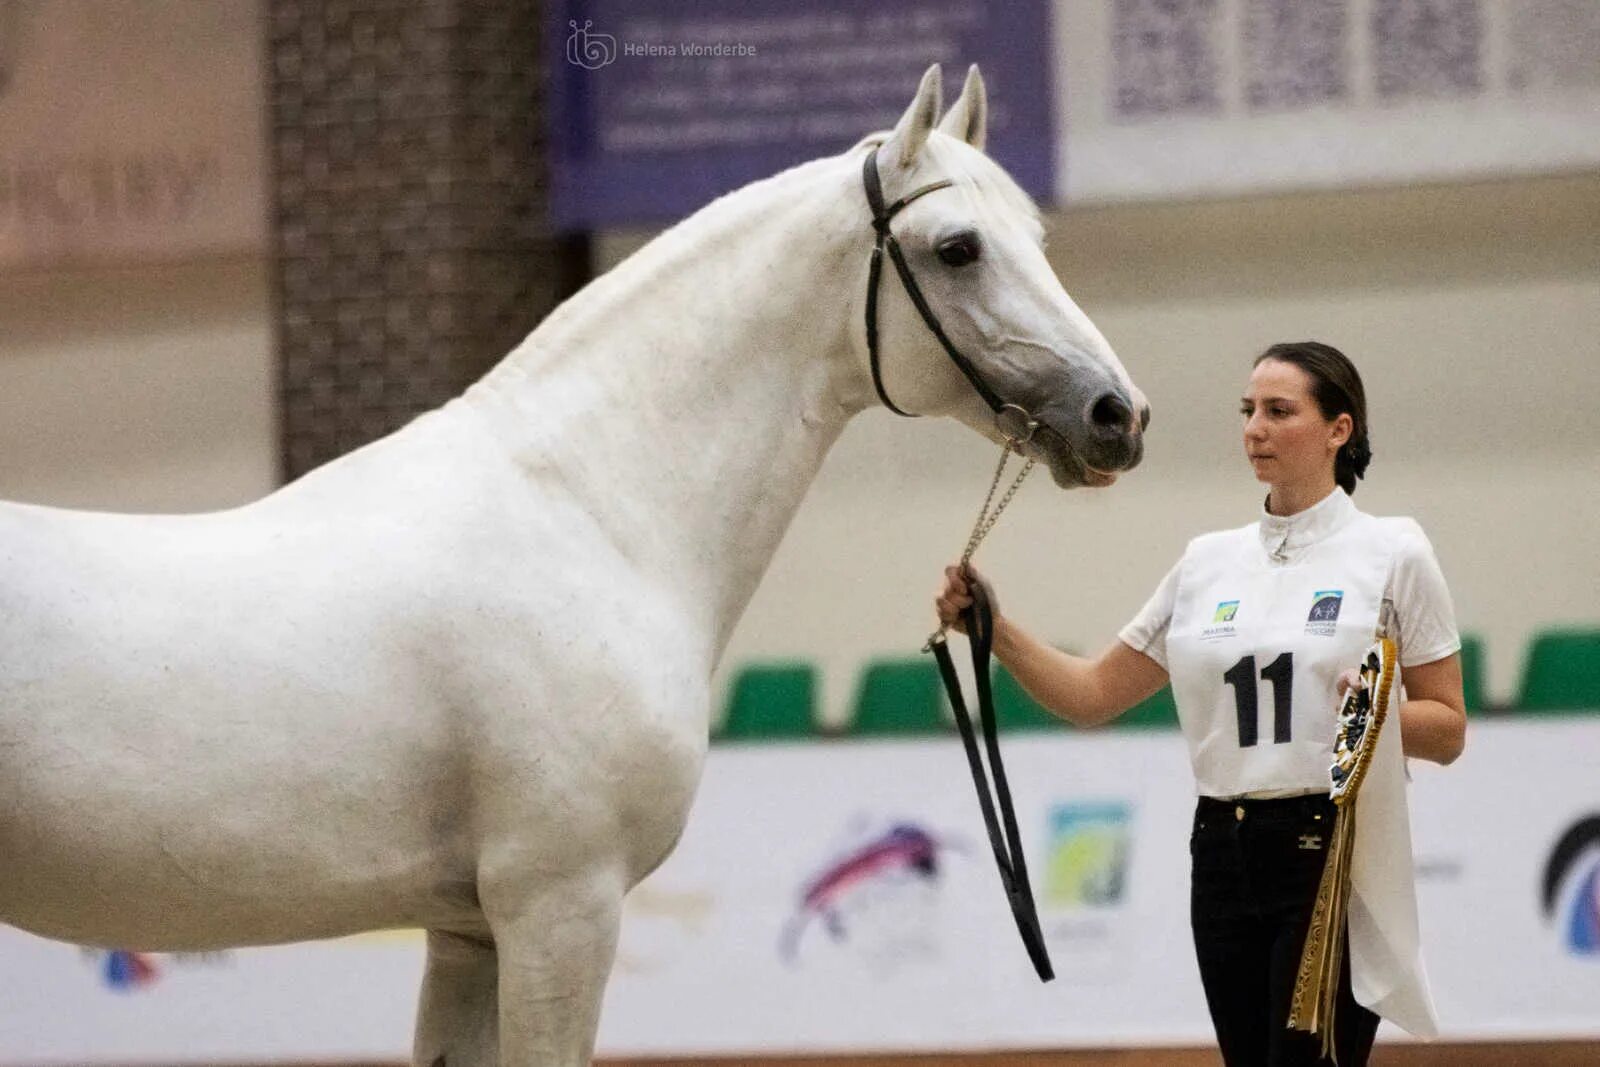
[1090,393,1135,435]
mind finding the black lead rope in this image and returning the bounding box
[860,143,1052,979]
[929,579,1055,982]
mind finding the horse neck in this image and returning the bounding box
[461,157,871,660]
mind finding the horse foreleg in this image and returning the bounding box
[413,930,499,1067]
[488,874,624,1067]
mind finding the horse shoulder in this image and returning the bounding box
[425,560,710,885]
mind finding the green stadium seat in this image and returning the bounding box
[1118,684,1180,729]
[716,662,818,741]
[1457,633,1488,715]
[849,657,949,736]
[1515,629,1600,713]
[992,665,1067,732]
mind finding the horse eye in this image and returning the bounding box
[937,233,981,267]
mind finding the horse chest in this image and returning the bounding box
[452,600,711,887]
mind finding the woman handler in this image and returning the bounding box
[936,341,1466,1067]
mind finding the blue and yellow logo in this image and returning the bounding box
[1044,802,1131,908]
[1213,600,1239,623]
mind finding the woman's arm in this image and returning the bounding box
[993,621,1170,728]
[1383,521,1466,764]
[936,563,1170,728]
[1396,653,1467,765]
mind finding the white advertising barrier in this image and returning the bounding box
[2,718,1598,1062]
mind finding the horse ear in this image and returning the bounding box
[937,64,988,151]
[884,64,943,169]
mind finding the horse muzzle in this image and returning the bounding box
[1026,385,1148,488]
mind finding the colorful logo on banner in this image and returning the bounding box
[1213,600,1240,622]
[1043,802,1131,909]
[1541,815,1600,956]
[781,822,951,969]
[85,949,160,991]
[81,947,234,991]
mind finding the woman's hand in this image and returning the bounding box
[1335,667,1362,698]
[934,563,999,635]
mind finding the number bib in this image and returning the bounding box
[1165,518,1393,797]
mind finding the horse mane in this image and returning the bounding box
[493,129,1046,384]
[620,132,1043,284]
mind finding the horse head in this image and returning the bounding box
[859,64,1148,488]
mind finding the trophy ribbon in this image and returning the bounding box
[1286,599,1399,1062]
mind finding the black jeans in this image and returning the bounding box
[1190,794,1380,1067]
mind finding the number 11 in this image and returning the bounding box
[1222,652,1294,746]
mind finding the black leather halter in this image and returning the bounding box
[862,148,1009,418]
[863,146,1055,983]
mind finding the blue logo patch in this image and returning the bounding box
[1308,590,1343,622]
[1306,590,1343,635]
[1542,816,1600,957]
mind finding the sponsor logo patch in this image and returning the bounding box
[1202,599,1240,642]
[1306,589,1343,636]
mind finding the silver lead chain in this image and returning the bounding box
[927,406,1039,650]
[962,443,1034,567]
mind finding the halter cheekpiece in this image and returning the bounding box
[861,148,1013,419]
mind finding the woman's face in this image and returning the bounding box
[1240,359,1351,489]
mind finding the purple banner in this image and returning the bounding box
[548,0,1056,230]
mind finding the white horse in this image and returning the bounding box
[0,66,1146,1066]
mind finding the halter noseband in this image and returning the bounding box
[862,147,1013,421]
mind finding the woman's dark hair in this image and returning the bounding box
[1254,341,1371,494]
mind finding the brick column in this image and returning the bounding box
[266,0,588,480]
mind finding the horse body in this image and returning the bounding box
[1,130,856,1066]
[0,387,715,926]
[1,67,1146,1065]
